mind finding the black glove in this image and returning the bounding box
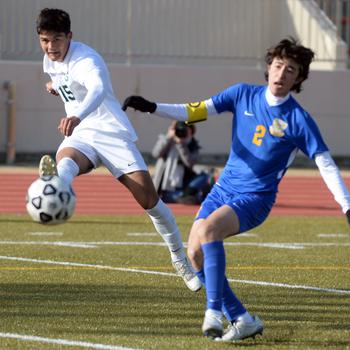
[346,209,350,226]
[122,95,157,113]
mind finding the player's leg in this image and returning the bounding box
[39,138,97,184]
[94,134,201,291]
[56,147,93,184]
[192,204,239,339]
[188,185,266,340]
[195,190,274,341]
[119,170,202,292]
[188,220,241,314]
[189,225,250,325]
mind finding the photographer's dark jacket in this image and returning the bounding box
[152,134,200,192]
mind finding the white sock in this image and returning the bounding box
[57,157,80,185]
[146,199,186,262]
[236,311,254,324]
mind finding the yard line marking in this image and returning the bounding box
[127,232,157,236]
[26,232,64,236]
[228,278,350,295]
[0,332,142,350]
[318,233,349,238]
[1,265,349,272]
[0,255,175,277]
[0,255,349,295]
[0,241,96,248]
[239,233,258,237]
[1,241,350,250]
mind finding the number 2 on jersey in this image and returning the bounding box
[252,125,266,146]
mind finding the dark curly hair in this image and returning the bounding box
[264,37,315,93]
[36,8,71,35]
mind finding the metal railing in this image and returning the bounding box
[315,0,350,54]
[0,0,348,69]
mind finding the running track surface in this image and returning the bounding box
[1,171,349,216]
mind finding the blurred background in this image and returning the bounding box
[0,0,349,167]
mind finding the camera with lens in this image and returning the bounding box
[174,121,188,138]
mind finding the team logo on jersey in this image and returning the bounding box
[269,118,288,137]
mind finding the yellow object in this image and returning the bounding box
[269,118,288,137]
[186,101,208,124]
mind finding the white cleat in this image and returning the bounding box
[172,257,202,292]
[39,155,58,177]
[216,315,263,342]
[202,309,223,339]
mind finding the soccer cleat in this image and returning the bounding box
[39,155,58,177]
[217,315,263,342]
[202,309,223,339]
[172,257,202,292]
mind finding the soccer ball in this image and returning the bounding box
[26,175,76,225]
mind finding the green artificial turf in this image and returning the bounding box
[0,214,349,349]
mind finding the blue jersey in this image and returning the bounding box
[212,83,328,193]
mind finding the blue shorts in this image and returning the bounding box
[195,184,276,233]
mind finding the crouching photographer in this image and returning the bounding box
[152,121,212,204]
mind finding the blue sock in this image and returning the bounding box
[222,278,247,322]
[195,268,246,322]
[202,241,226,311]
[195,268,205,284]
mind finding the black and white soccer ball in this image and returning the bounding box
[26,175,76,225]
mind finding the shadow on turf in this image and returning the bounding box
[1,282,349,347]
[0,282,201,336]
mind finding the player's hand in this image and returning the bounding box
[346,209,350,226]
[58,116,81,136]
[122,96,157,113]
[46,81,59,96]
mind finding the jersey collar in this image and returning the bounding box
[265,87,290,107]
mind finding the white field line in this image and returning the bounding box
[227,278,350,295]
[1,241,350,250]
[127,232,157,236]
[0,241,97,248]
[26,232,64,236]
[239,233,258,237]
[318,233,349,238]
[0,332,143,350]
[0,255,349,295]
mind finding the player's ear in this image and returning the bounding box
[67,31,73,40]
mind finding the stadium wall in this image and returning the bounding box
[0,0,347,68]
[0,61,349,165]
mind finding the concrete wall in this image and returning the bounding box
[0,0,347,68]
[0,61,349,161]
[286,0,348,69]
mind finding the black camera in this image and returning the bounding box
[175,122,188,138]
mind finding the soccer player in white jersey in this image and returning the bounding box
[122,37,350,341]
[35,8,201,293]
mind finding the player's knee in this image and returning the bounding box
[139,193,159,210]
[187,245,203,268]
[196,220,217,243]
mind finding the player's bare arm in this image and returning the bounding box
[58,116,81,136]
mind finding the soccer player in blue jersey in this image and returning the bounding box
[122,37,350,342]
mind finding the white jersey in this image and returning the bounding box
[43,41,138,142]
